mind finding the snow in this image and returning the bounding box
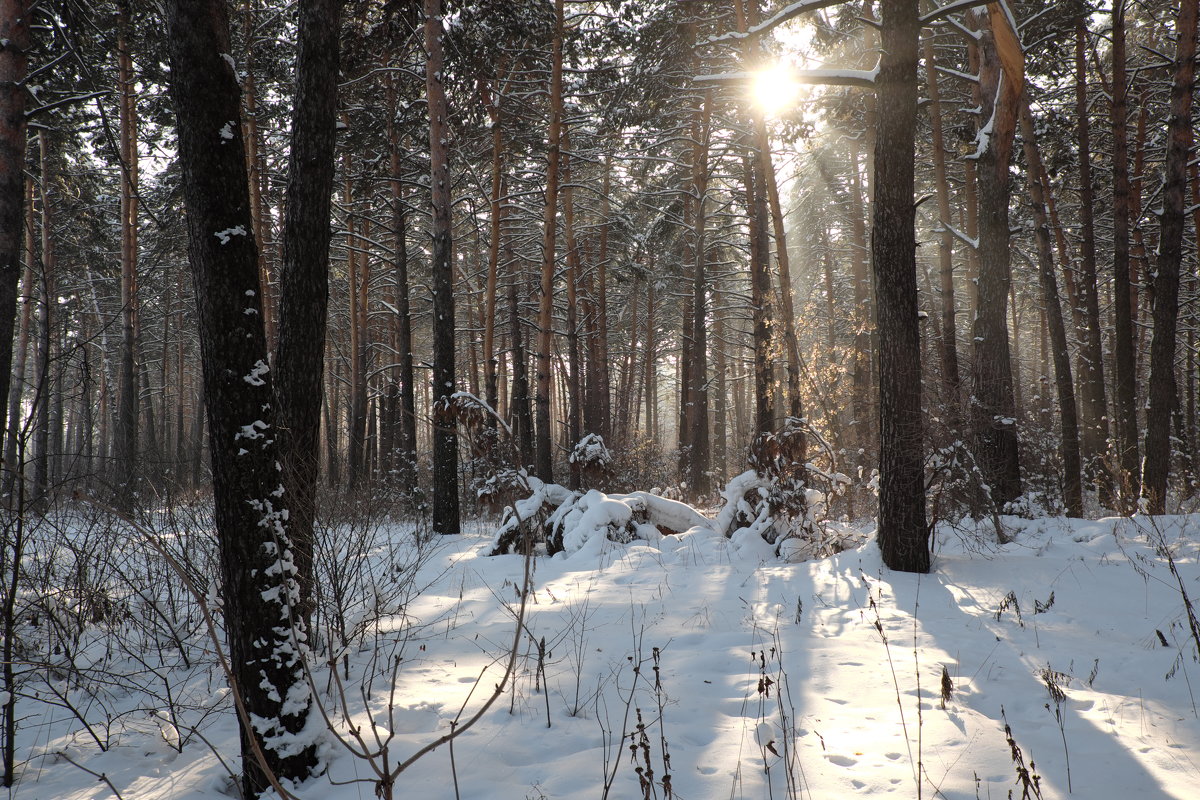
[8,509,1200,799]
[241,357,267,386]
[212,225,247,245]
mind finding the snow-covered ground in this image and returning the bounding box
[10,508,1200,799]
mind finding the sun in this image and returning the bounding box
[751,63,801,117]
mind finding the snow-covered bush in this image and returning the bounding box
[568,433,614,489]
[488,476,574,555]
[488,480,712,558]
[713,418,854,559]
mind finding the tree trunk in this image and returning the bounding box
[535,0,564,483]
[116,0,140,509]
[734,0,776,438]
[712,279,727,484]
[645,273,657,442]
[426,0,460,533]
[1020,97,1082,517]
[30,129,53,512]
[273,0,343,609]
[1066,19,1118,503]
[386,76,417,493]
[2,184,32,499]
[688,90,712,496]
[595,152,612,442]
[561,125,583,489]
[482,74,505,430]
[923,32,963,427]
[0,0,30,478]
[872,0,927,573]
[165,0,317,791]
[759,124,801,424]
[509,270,533,470]
[240,2,275,353]
[848,138,873,462]
[1108,6,1141,508]
[1142,0,1199,513]
[970,20,1022,509]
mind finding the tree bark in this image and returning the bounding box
[561,124,583,489]
[1068,18,1119,503]
[165,0,317,791]
[509,269,533,469]
[391,117,420,494]
[535,0,564,482]
[482,73,505,431]
[115,0,140,508]
[688,90,712,496]
[1109,6,1141,508]
[2,182,32,499]
[272,0,343,610]
[1020,97,1082,517]
[970,20,1022,509]
[872,0,927,572]
[30,129,53,512]
[0,0,30,478]
[426,0,460,533]
[1142,0,1199,513]
[923,32,963,428]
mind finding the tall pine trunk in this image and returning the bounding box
[923,32,962,427]
[969,18,1022,509]
[535,0,564,482]
[1073,18,1120,501]
[0,0,30,479]
[116,0,140,508]
[426,0,460,533]
[1020,98,1082,517]
[872,0,927,572]
[273,0,343,614]
[165,0,317,791]
[1110,5,1141,507]
[688,90,712,496]
[1143,0,1199,513]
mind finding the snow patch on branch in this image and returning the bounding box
[213,225,247,245]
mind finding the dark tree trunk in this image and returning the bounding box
[687,91,712,496]
[1074,19,1120,501]
[390,172,417,492]
[535,0,564,483]
[482,75,504,433]
[1143,0,1199,513]
[595,152,612,442]
[923,32,963,428]
[1020,98,1083,517]
[970,20,1022,509]
[2,182,31,500]
[115,0,140,509]
[561,125,583,489]
[426,0,460,533]
[30,130,52,512]
[743,150,775,437]
[0,0,30,481]
[1109,6,1141,507]
[509,272,533,470]
[165,0,317,792]
[871,0,927,573]
[272,0,343,611]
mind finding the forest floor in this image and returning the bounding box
[10,505,1200,799]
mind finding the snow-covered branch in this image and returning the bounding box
[704,0,847,45]
[694,61,878,90]
[921,0,992,25]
